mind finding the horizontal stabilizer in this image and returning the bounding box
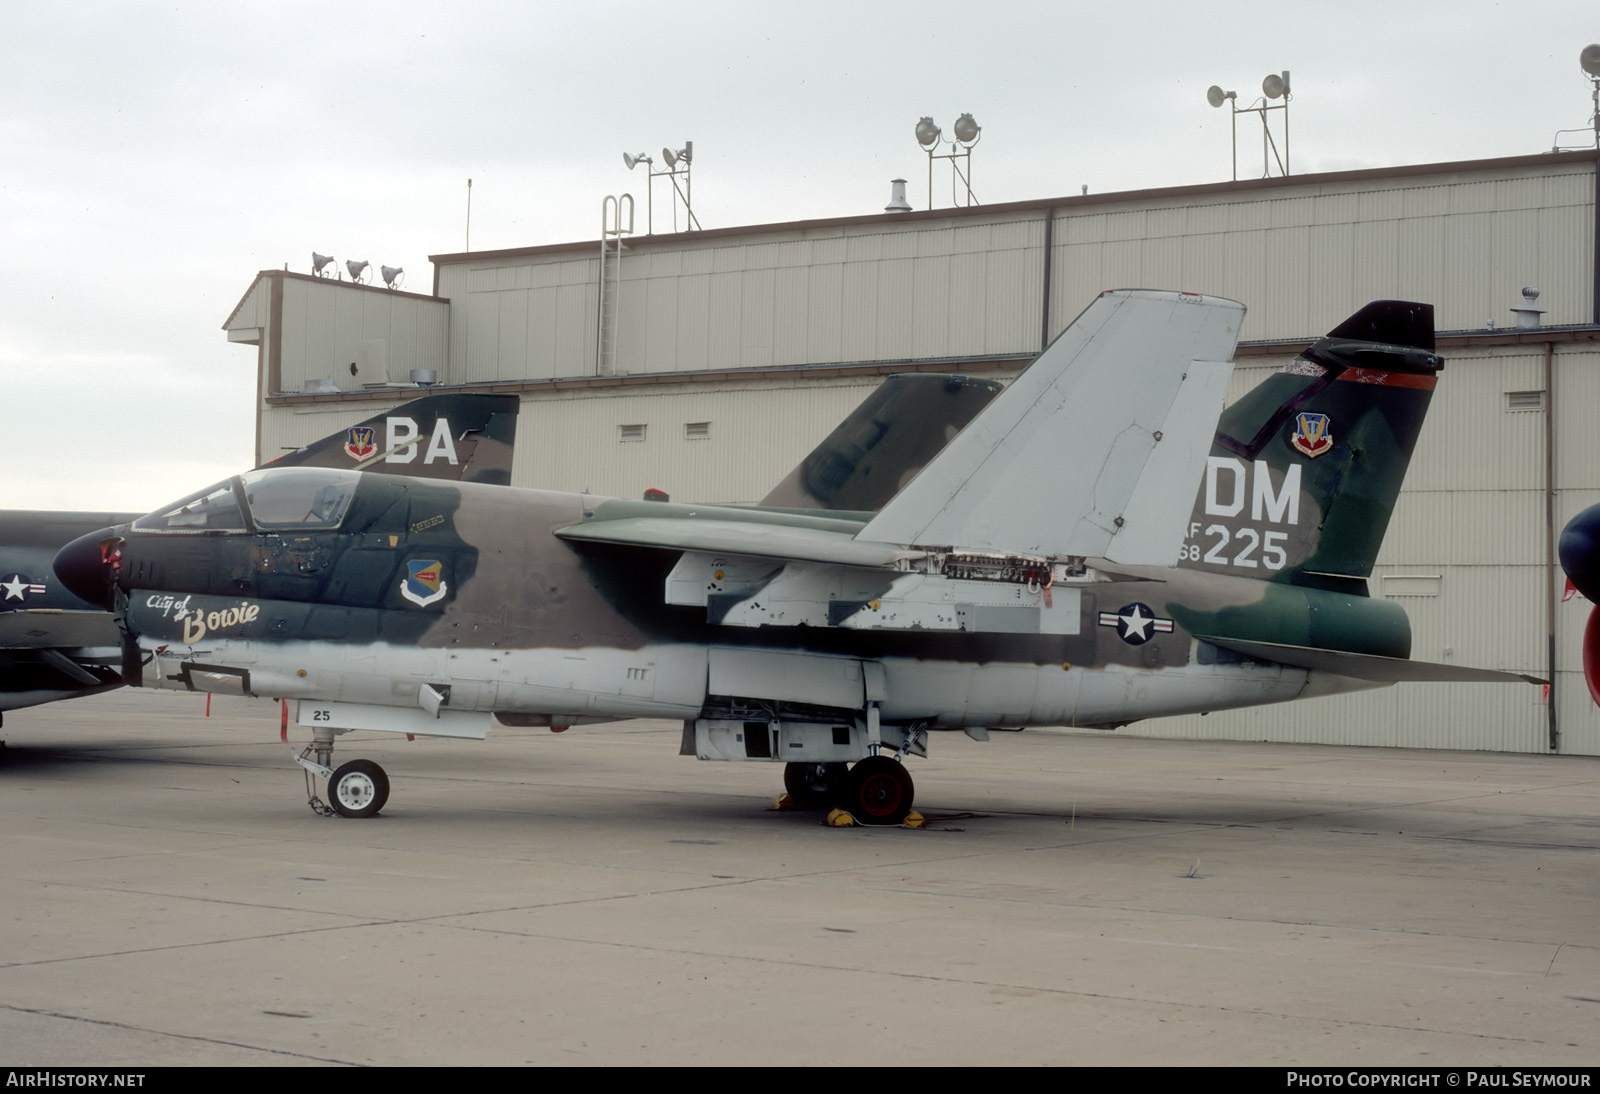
[858,290,1243,563]
[0,609,121,650]
[1202,636,1545,685]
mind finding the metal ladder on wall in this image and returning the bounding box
[596,194,635,377]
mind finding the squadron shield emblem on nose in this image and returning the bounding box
[400,560,448,606]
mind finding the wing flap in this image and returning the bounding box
[555,516,916,568]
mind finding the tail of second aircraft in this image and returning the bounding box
[758,373,1003,512]
[1178,300,1440,594]
[264,392,519,484]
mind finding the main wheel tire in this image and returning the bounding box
[842,755,914,825]
[783,761,847,807]
[328,759,389,818]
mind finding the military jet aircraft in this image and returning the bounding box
[0,392,517,717]
[1,372,989,723]
[53,290,1538,823]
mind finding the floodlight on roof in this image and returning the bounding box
[915,114,984,209]
[1207,73,1290,179]
[620,140,697,235]
[381,265,404,289]
[312,252,334,276]
[1582,43,1600,78]
[346,259,369,283]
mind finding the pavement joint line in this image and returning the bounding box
[0,920,398,970]
[393,921,1564,1048]
[0,1003,363,1065]
[12,866,1591,965]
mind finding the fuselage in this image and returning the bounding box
[53,470,1400,731]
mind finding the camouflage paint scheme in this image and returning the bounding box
[51,298,1536,821]
[0,393,518,714]
[759,373,1004,511]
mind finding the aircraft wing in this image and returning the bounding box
[857,289,1242,565]
[555,515,916,568]
[1201,637,1546,685]
[0,609,121,649]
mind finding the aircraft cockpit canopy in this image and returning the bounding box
[133,468,361,533]
[240,468,358,529]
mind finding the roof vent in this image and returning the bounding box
[885,178,911,213]
[1510,286,1544,330]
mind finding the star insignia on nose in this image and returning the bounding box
[2,573,38,602]
[1097,602,1175,646]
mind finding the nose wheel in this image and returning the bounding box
[290,723,390,818]
[328,759,390,819]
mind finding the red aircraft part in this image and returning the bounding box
[1584,606,1600,707]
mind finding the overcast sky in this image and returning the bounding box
[2,1,1596,512]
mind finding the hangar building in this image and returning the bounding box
[223,149,1600,755]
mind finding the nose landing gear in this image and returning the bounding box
[290,722,390,819]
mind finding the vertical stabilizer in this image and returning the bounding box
[1180,301,1441,591]
[264,393,519,485]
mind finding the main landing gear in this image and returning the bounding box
[784,755,916,826]
[291,724,390,818]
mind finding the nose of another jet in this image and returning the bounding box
[1560,504,1600,604]
[53,528,124,610]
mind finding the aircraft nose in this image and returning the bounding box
[53,528,124,610]
[1560,503,1600,603]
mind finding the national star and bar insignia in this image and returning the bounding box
[1,573,47,602]
[1097,602,1175,646]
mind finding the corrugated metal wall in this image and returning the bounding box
[429,159,1593,386]
[1049,164,1596,342]
[436,214,1046,382]
[266,276,450,395]
[513,378,887,504]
